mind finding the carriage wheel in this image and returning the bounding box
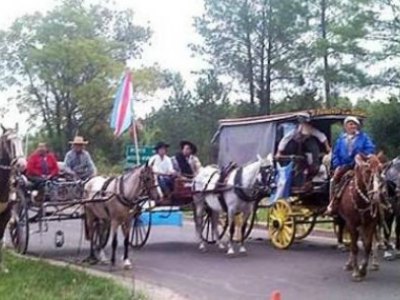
[295,211,317,240]
[9,188,29,254]
[201,206,228,244]
[92,219,110,250]
[268,199,296,249]
[130,203,152,249]
[333,223,351,246]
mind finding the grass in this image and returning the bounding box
[0,252,143,300]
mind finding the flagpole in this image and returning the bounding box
[128,68,140,165]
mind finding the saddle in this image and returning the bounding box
[219,162,237,186]
[335,170,354,200]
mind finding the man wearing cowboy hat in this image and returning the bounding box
[326,116,376,214]
[172,140,202,177]
[64,136,97,180]
[149,142,176,193]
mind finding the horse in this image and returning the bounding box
[379,156,400,259]
[84,164,160,268]
[0,124,25,273]
[193,154,273,256]
[337,154,383,281]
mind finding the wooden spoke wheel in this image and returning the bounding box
[294,210,317,240]
[130,202,152,249]
[200,206,228,244]
[9,188,30,254]
[268,199,296,249]
[92,219,110,250]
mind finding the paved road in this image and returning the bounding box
[14,219,400,300]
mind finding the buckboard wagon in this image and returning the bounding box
[211,109,365,249]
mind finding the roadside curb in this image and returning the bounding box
[8,251,189,300]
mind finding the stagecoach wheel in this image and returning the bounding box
[268,199,296,250]
[333,223,351,246]
[201,206,228,244]
[294,210,317,240]
[92,219,110,250]
[9,188,29,254]
[130,202,152,249]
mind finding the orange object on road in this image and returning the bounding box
[270,290,281,300]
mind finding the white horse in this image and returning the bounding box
[193,154,273,255]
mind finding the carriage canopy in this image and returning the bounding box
[212,109,366,167]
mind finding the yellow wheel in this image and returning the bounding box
[269,199,296,249]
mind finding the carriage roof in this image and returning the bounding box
[212,109,366,167]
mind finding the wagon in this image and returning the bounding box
[8,173,112,254]
[212,108,366,249]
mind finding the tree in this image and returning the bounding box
[0,0,151,156]
[192,0,310,115]
[306,0,375,107]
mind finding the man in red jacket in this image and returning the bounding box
[26,143,59,189]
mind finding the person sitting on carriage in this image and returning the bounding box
[26,142,59,191]
[63,136,97,181]
[172,140,202,178]
[275,115,331,185]
[149,142,177,195]
[326,116,376,215]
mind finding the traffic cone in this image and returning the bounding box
[270,290,281,300]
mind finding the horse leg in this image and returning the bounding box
[349,229,361,281]
[238,207,251,255]
[211,210,225,251]
[336,217,347,251]
[110,221,118,267]
[359,225,374,278]
[0,209,10,273]
[83,209,99,264]
[226,211,235,256]
[121,221,132,269]
[370,229,380,271]
[193,196,207,252]
[395,214,400,256]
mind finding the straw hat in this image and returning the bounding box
[343,116,360,126]
[69,136,88,145]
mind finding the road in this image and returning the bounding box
[15,219,400,300]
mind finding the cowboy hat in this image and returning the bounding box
[69,136,89,145]
[180,140,197,154]
[343,116,360,126]
[154,141,170,151]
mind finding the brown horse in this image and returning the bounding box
[84,164,160,268]
[338,154,383,281]
[0,125,25,273]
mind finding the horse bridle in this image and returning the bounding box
[138,167,159,198]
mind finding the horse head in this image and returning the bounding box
[355,154,383,202]
[0,124,24,163]
[140,163,161,201]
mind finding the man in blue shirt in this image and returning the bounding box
[326,116,375,214]
[64,136,97,180]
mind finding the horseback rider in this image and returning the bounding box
[63,136,97,180]
[326,116,376,214]
[172,140,202,178]
[26,142,59,190]
[276,115,331,184]
[149,142,177,194]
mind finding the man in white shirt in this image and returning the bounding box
[149,142,176,194]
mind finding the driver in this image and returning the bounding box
[64,136,97,180]
[26,142,59,190]
[276,116,331,178]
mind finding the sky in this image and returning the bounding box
[0,0,205,133]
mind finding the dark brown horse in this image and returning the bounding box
[0,125,25,273]
[338,154,383,281]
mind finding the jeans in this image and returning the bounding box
[158,176,174,194]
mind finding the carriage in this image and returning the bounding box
[212,108,366,249]
[8,172,112,254]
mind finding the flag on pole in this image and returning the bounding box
[110,71,134,136]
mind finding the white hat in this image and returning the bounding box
[343,116,360,126]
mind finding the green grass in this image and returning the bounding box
[0,252,143,300]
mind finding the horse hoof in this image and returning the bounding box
[352,275,362,282]
[123,259,132,270]
[343,264,353,271]
[217,243,226,251]
[239,246,247,255]
[337,244,348,252]
[83,256,98,265]
[199,244,207,252]
[227,248,235,257]
[369,264,379,272]
[359,266,367,278]
[383,251,396,261]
